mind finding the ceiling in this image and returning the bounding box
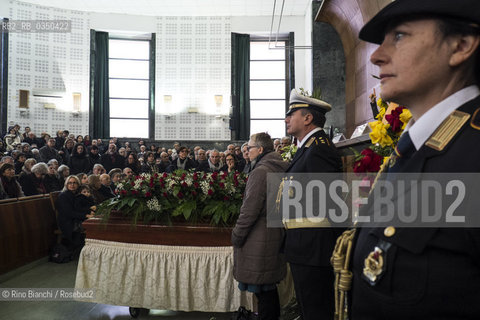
[18,0,314,17]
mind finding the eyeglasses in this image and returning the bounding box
[67,182,78,185]
[246,145,259,151]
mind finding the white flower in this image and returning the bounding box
[140,173,151,180]
[146,197,161,212]
[200,180,210,195]
[133,179,143,190]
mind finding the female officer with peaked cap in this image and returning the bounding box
[338,0,480,319]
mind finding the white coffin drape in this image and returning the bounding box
[75,239,294,312]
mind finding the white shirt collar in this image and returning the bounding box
[405,85,480,150]
[297,127,322,148]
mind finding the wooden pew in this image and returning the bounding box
[0,194,57,275]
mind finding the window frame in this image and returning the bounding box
[249,36,292,139]
[107,35,155,139]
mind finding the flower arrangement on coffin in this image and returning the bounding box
[353,90,412,176]
[96,170,248,227]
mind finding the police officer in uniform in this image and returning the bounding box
[284,89,342,319]
[340,1,480,319]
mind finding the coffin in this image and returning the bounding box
[82,216,233,246]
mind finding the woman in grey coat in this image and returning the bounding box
[232,132,289,320]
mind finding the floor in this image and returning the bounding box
[0,259,233,320]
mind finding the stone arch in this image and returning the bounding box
[315,0,390,136]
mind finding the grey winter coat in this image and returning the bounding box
[232,151,288,285]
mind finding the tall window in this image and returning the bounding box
[108,38,151,138]
[249,40,288,139]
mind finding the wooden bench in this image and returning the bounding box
[0,194,57,275]
[49,191,62,244]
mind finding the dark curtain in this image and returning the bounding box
[0,18,8,135]
[231,33,250,141]
[89,30,110,139]
[148,35,156,139]
[287,32,295,95]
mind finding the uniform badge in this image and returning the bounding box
[363,246,385,285]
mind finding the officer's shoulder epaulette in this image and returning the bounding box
[305,137,316,148]
[470,107,480,130]
[425,110,470,151]
[305,136,328,148]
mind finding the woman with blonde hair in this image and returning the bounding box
[56,175,93,253]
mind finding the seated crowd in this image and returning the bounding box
[0,124,293,201]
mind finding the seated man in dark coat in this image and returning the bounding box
[166,147,196,172]
[100,143,125,173]
[157,152,171,173]
[196,149,221,172]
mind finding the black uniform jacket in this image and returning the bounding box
[351,95,480,319]
[284,129,343,266]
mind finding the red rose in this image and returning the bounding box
[223,196,230,201]
[209,181,214,185]
[177,192,184,199]
[145,192,152,197]
[192,190,197,196]
[193,182,199,188]
[354,148,382,173]
[163,192,168,197]
[120,190,127,196]
[182,182,188,188]
[193,173,198,181]
[163,173,168,178]
[131,190,139,195]
[219,182,225,189]
[149,182,154,188]
[208,189,214,196]
[385,106,405,133]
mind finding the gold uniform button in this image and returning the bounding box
[384,226,396,237]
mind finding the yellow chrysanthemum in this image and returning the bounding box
[369,120,394,147]
[376,107,386,120]
[377,98,389,109]
[399,108,412,130]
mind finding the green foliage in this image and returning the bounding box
[96,170,248,227]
